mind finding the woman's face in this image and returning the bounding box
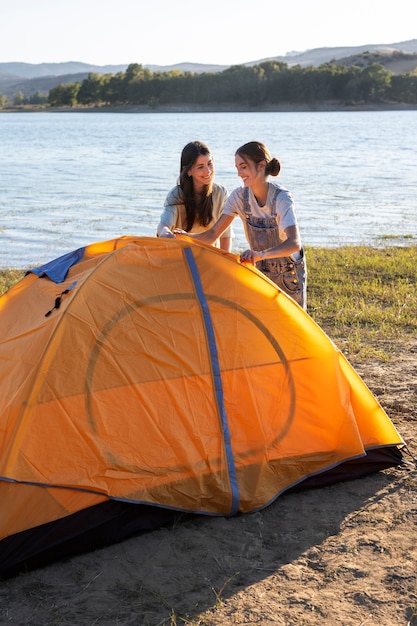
[235,154,265,187]
[188,154,214,191]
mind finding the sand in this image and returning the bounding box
[1,343,416,626]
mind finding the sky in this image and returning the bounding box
[1,0,415,67]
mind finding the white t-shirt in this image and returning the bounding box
[223,182,297,244]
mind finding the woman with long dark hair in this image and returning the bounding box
[157,140,232,251]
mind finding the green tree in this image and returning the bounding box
[13,91,26,105]
[125,64,154,104]
[102,72,127,104]
[390,71,417,103]
[27,91,48,105]
[48,83,80,106]
[354,63,392,101]
[77,73,109,105]
[125,63,148,81]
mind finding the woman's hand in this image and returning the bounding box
[240,249,261,265]
[157,225,175,238]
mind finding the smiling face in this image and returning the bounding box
[235,153,265,188]
[188,154,215,192]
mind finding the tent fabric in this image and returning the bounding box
[0,236,404,577]
[28,246,85,282]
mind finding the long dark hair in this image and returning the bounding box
[235,141,281,176]
[178,141,214,231]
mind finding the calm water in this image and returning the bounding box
[0,110,416,268]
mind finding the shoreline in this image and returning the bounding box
[2,101,417,114]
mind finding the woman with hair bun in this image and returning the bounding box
[175,141,307,309]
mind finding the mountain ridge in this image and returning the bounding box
[1,39,416,98]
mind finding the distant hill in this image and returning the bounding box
[0,61,128,79]
[0,72,93,98]
[1,39,416,99]
[330,50,417,75]
[0,62,129,98]
[246,39,417,68]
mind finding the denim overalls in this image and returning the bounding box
[243,186,307,309]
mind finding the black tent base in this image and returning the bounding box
[0,446,403,579]
[0,501,185,580]
[288,445,404,492]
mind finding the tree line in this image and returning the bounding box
[5,60,417,108]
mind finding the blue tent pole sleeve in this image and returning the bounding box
[184,247,240,516]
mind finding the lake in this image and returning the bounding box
[0,110,416,269]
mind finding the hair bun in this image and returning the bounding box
[267,157,281,177]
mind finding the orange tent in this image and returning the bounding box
[0,236,403,577]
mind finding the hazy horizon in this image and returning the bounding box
[1,0,416,67]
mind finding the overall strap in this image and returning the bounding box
[270,186,283,218]
[243,187,251,218]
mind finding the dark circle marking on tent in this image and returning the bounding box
[84,292,296,472]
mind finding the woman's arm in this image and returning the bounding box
[174,214,235,245]
[157,188,180,238]
[219,236,232,252]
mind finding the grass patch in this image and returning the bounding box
[377,233,415,241]
[1,246,416,362]
[306,245,417,360]
[0,269,25,296]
